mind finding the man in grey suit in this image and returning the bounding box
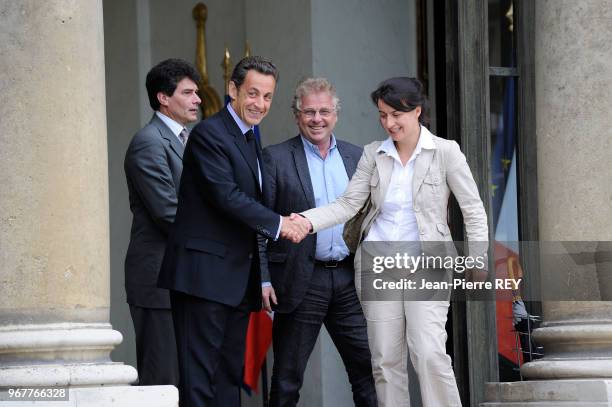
[124,58,201,385]
[261,78,377,406]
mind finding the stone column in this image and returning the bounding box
[0,1,175,405]
[484,1,612,405]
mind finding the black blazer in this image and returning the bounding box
[124,114,184,308]
[158,107,280,310]
[261,135,362,313]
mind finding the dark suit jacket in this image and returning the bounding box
[158,107,280,310]
[261,135,362,313]
[124,114,184,308]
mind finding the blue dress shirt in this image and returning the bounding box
[301,135,350,261]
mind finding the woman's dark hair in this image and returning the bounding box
[230,56,279,89]
[145,58,201,111]
[370,77,430,125]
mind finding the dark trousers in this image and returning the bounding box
[170,291,250,407]
[129,305,179,386]
[269,262,377,407]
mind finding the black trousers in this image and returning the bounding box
[170,291,250,407]
[269,262,377,407]
[129,305,179,386]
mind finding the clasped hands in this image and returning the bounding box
[280,213,312,243]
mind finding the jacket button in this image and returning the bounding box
[248,253,253,259]
[414,206,420,212]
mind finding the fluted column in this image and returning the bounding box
[0,0,132,384]
[484,1,612,405]
[0,1,175,404]
[520,0,612,380]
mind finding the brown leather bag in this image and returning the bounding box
[342,196,371,254]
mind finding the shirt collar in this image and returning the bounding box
[419,126,436,149]
[300,134,337,157]
[376,125,435,163]
[227,103,253,135]
[155,111,186,137]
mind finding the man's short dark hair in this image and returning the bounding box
[145,59,201,111]
[230,56,279,89]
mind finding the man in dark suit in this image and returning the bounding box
[124,58,201,385]
[158,56,308,407]
[261,78,377,406]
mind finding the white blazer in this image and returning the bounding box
[302,126,488,261]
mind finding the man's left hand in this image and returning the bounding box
[262,285,277,312]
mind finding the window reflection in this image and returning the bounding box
[490,75,521,380]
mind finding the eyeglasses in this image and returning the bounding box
[298,108,336,118]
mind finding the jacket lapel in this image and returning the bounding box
[152,114,184,160]
[337,142,358,178]
[221,108,259,181]
[234,134,259,180]
[412,148,435,199]
[291,137,316,208]
[374,151,394,204]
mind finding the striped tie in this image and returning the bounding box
[179,128,188,146]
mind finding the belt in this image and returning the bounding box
[314,254,354,268]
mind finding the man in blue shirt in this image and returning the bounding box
[261,78,377,407]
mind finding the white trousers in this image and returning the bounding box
[360,300,461,407]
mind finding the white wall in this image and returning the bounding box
[311,0,417,147]
[245,0,417,149]
[245,0,313,147]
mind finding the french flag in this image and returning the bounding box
[243,310,273,393]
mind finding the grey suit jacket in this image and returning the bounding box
[124,114,184,308]
[261,135,362,313]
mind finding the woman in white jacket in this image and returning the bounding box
[300,77,488,407]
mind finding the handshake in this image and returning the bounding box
[280,213,313,243]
